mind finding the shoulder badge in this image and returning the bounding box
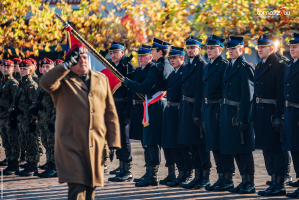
[29,86,34,90]
[13,83,17,87]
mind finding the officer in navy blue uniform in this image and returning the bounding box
[252,34,288,197]
[177,35,211,190]
[201,35,235,192]
[108,42,135,182]
[155,46,193,187]
[126,45,155,183]
[283,33,299,199]
[123,38,173,187]
[219,36,255,194]
[265,34,293,187]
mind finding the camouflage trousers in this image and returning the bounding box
[38,122,55,163]
[104,141,110,161]
[18,121,42,163]
[0,117,21,161]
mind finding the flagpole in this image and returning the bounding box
[55,13,145,101]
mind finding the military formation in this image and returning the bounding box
[0,31,299,198]
[0,57,62,178]
[105,32,299,199]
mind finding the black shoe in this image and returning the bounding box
[135,166,159,187]
[0,159,8,166]
[167,170,193,187]
[108,162,124,182]
[134,166,149,182]
[39,163,48,170]
[259,174,275,195]
[109,161,121,175]
[4,161,19,175]
[115,162,133,182]
[19,162,27,169]
[194,170,210,189]
[286,187,299,198]
[205,173,224,191]
[239,175,255,194]
[261,175,286,196]
[40,162,57,178]
[229,175,247,193]
[290,179,299,187]
[181,168,201,189]
[19,162,38,176]
[104,162,108,173]
[213,173,234,191]
[159,164,176,185]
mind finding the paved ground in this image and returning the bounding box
[1,140,298,199]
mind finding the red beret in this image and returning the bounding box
[28,58,37,65]
[41,58,54,65]
[13,58,22,64]
[65,43,88,58]
[19,59,33,67]
[4,59,14,67]
[0,59,6,65]
[54,59,64,65]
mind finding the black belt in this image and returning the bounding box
[114,97,127,102]
[182,95,195,103]
[205,98,221,104]
[133,100,143,105]
[223,98,240,107]
[167,101,180,107]
[256,97,276,105]
[285,101,299,109]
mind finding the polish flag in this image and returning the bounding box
[65,31,121,94]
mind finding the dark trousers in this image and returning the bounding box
[163,148,175,167]
[116,143,132,163]
[213,150,235,173]
[234,152,255,175]
[291,151,299,178]
[262,149,288,176]
[172,148,193,171]
[143,145,161,166]
[67,183,96,200]
[189,144,211,170]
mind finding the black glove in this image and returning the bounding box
[237,121,248,132]
[29,123,37,132]
[48,123,55,132]
[9,118,17,130]
[125,118,130,125]
[123,54,133,66]
[29,105,38,116]
[9,110,17,120]
[156,62,164,72]
[64,50,81,69]
[272,118,283,132]
[122,77,130,87]
[193,117,202,128]
[99,49,108,57]
[109,147,116,162]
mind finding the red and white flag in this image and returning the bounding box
[66,30,121,94]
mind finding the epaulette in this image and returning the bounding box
[255,63,258,67]
[279,60,284,63]
[222,59,228,63]
[99,72,106,77]
[282,56,290,62]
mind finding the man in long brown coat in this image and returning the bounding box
[40,44,121,200]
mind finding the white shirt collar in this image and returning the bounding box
[175,66,181,73]
[141,66,145,70]
[294,59,298,63]
[189,58,194,64]
[115,62,119,66]
[231,59,237,66]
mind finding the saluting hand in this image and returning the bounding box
[64,50,81,69]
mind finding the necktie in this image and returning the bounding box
[229,62,232,70]
[79,75,86,82]
[289,61,294,72]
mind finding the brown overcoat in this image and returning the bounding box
[40,64,121,187]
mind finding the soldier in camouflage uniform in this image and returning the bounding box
[14,59,39,176]
[0,60,20,175]
[31,58,56,178]
[12,58,26,166]
[28,58,39,83]
[0,60,7,166]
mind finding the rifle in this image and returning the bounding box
[29,89,46,116]
[55,14,145,101]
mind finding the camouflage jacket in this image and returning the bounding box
[32,71,39,84]
[35,85,56,125]
[0,74,19,118]
[16,75,38,122]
